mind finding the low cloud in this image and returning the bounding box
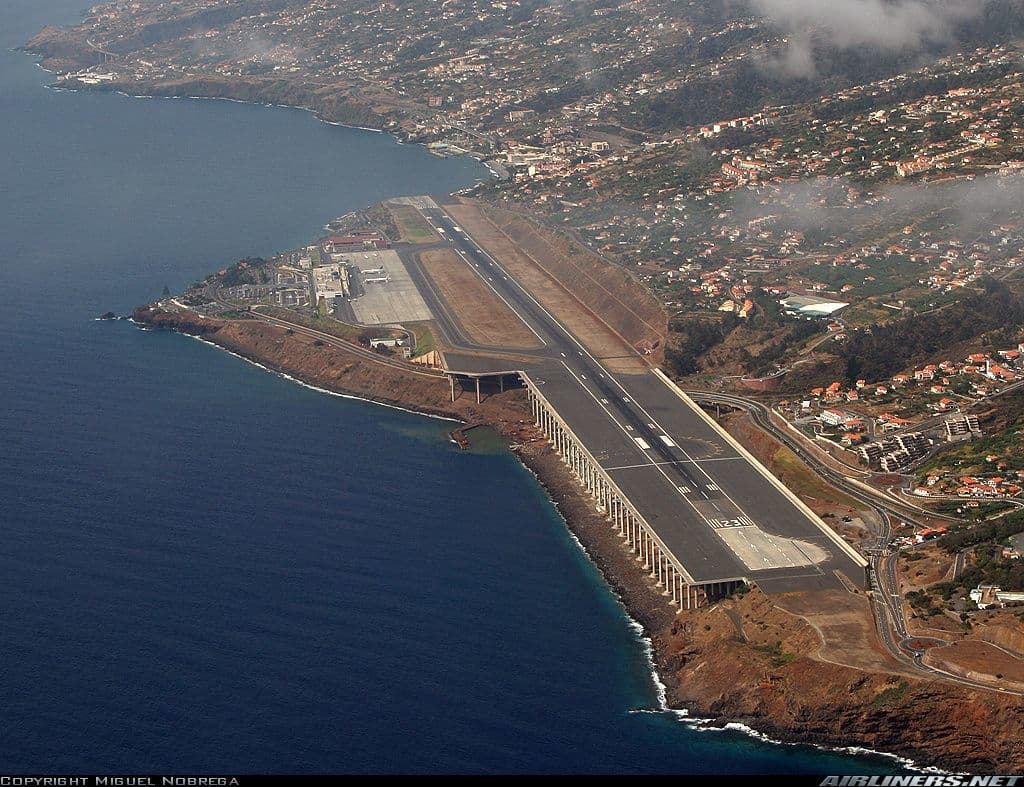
[730,171,1024,240]
[744,0,984,77]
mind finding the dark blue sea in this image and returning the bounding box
[0,0,897,774]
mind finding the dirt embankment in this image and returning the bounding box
[135,306,1024,772]
[454,200,668,362]
[133,307,531,429]
[662,590,1024,772]
[417,248,542,350]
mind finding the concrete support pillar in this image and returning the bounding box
[450,375,456,402]
[475,377,481,404]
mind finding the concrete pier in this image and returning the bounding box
[524,375,743,610]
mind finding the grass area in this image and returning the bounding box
[751,642,798,667]
[406,321,437,356]
[802,254,929,299]
[260,305,365,343]
[771,443,863,511]
[218,309,252,320]
[386,203,437,244]
[841,300,900,328]
[917,424,1024,477]
[309,246,322,266]
[871,680,909,709]
[926,500,1016,521]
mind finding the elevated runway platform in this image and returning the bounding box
[524,366,867,595]
[409,196,869,605]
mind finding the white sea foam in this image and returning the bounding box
[510,449,940,772]
[173,330,458,423]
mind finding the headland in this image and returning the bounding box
[132,194,1024,772]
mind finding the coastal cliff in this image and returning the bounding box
[24,28,387,131]
[134,305,1024,772]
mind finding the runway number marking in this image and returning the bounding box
[708,516,755,530]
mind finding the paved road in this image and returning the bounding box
[686,390,960,524]
[418,199,868,592]
[686,389,1024,694]
[245,306,446,379]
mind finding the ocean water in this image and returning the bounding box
[0,1,897,774]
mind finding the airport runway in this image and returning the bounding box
[416,197,868,592]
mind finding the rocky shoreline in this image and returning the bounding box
[132,305,1024,773]
[24,28,449,156]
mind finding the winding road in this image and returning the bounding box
[686,388,1024,694]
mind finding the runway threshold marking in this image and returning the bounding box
[603,457,746,471]
[433,205,765,560]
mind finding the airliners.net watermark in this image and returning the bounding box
[822,778,1022,786]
